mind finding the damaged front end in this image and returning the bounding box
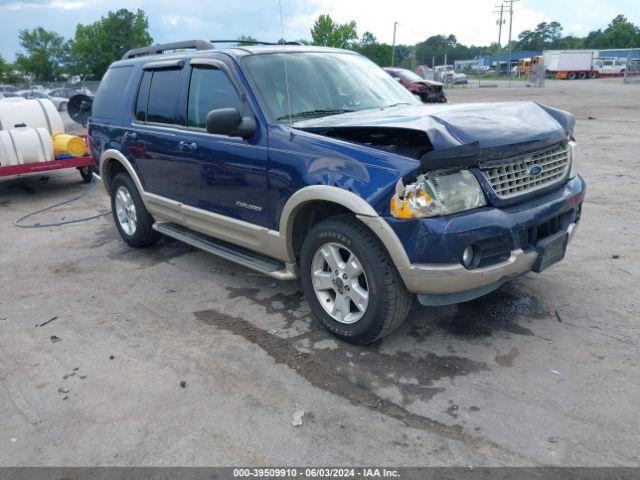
[389,142,486,219]
[413,81,447,104]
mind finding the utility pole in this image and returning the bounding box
[444,36,448,66]
[494,3,505,46]
[391,21,398,66]
[506,0,519,87]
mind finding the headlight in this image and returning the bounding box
[568,139,579,178]
[390,169,486,219]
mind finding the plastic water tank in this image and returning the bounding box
[0,127,54,166]
[0,97,64,135]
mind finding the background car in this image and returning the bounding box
[384,67,446,103]
[16,89,69,111]
[453,72,468,84]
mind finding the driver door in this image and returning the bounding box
[174,57,270,227]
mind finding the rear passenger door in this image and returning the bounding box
[175,57,269,227]
[128,61,187,202]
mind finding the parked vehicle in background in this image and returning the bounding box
[47,87,80,99]
[88,40,585,344]
[545,50,596,79]
[452,72,468,84]
[17,90,68,111]
[434,65,455,83]
[0,85,18,96]
[383,67,446,103]
[593,57,626,75]
[415,65,433,80]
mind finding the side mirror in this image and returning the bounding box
[206,108,256,139]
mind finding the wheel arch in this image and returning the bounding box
[279,186,411,270]
[99,149,145,196]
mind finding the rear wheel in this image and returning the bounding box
[110,173,161,247]
[578,72,586,79]
[568,72,577,80]
[300,215,412,344]
[588,72,597,79]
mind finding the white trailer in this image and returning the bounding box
[544,50,597,79]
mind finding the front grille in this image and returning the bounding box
[480,142,570,199]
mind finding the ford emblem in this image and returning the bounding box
[528,165,543,177]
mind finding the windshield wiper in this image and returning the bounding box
[276,109,353,121]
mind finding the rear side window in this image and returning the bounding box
[145,69,182,124]
[93,66,133,119]
[187,66,243,128]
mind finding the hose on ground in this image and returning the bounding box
[14,177,111,228]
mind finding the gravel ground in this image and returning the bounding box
[0,78,639,466]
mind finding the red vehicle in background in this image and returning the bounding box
[384,67,446,103]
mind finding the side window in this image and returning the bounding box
[187,66,243,129]
[135,71,152,121]
[93,66,133,119]
[146,69,182,124]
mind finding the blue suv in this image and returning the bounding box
[88,40,585,344]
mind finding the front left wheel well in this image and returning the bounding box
[290,201,353,260]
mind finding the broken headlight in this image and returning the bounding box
[568,139,579,178]
[390,169,486,219]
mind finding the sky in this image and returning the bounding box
[0,0,638,61]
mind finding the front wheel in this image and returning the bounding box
[110,173,161,247]
[300,215,412,344]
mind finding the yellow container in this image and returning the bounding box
[52,133,87,158]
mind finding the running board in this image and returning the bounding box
[152,222,297,280]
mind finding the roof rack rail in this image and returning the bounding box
[210,39,305,46]
[122,40,214,60]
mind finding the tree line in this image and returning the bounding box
[1,9,638,84]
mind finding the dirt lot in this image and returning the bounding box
[1,79,639,466]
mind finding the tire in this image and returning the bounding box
[568,72,576,80]
[588,72,597,79]
[78,166,92,183]
[59,102,67,112]
[300,214,412,344]
[578,72,586,79]
[110,172,161,247]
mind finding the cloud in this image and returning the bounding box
[0,0,87,10]
[0,0,638,61]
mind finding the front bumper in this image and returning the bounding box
[390,176,585,302]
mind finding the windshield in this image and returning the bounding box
[243,52,419,123]
[397,69,424,82]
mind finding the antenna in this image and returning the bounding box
[278,0,292,126]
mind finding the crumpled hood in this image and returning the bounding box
[294,101,574,159]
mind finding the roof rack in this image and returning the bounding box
[121,39,306,60]
[210,40,304,46]
[122,40,214,60]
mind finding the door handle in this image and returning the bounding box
[178,141,198,152]
[123,131,137,141]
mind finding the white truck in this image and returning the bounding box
[545,51,596,79]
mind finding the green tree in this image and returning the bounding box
[354,31,392,66]
[14,27,70,81]
[235,35,258,46]
[601,15,640,48]
[310,14,357,49]
[0,55,21,83]
[517,21,563,50]
[70,8,152,80]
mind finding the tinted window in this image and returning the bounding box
[187,66,243,128]
[93,66,133,119]
[135,71,152,121]
[146,69,182,124]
